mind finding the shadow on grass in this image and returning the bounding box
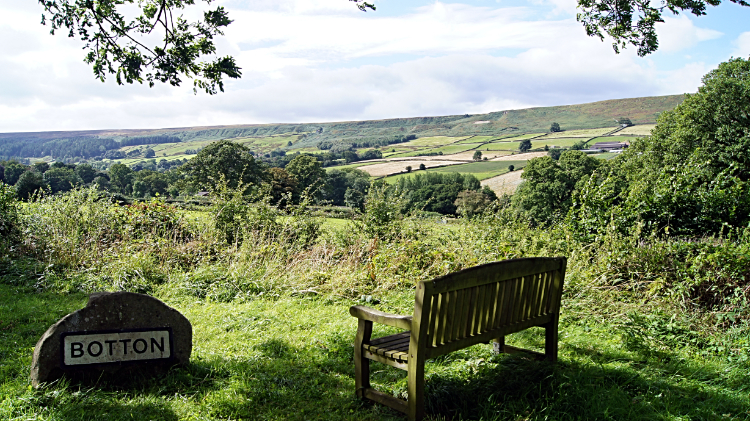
[5,287,748,421]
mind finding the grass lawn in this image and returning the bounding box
[3,283,748,421]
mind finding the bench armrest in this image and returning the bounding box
[350,305,413,331]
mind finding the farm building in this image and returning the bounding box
[592,141,629,151]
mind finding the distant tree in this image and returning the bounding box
[0,165,4,183]
[108,163,134,194]
[508,165,515,172]
[268,167,299,207]
[15,171,47,200]
[144,148,156,158]
[44,167,81,193]
[548,148,564,160]
[473,150,482,161]
[104,150,126,159]
[419,163,426,171]
[361,149,383,160]
[405,166,412,173]
[395,172,481,215]
[75,164,98,184]
[512,151,601,224]
[2,161,27,185]
[286,155,326,198]
[454,188,497,218]
[323,168,370,207]
[33,162,50,173]
[182,140,266,193]
[544,145,550,151]
[342,150,359,163]
[519,139,532,152]
[93,176,110,191]
[132,170,169,197]
[617,117,633,127]
[571,140,588,150]
[550,122,561,132]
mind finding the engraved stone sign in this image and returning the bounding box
[31,292,191,387]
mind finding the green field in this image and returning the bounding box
[617,124,656,136]
[431,143,482,155]
[535,138,594,149]
[454,135,505,144]
[383,159,530,183]
[536,127,614,139]
[483,142,522,151]
[400,136,468,147]
[590,136,638,143]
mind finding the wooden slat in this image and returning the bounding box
[499,278,516,327]
[428,258,564,294]
[537,272,550,316]
[435,292,449,345]
[450,289,465,342]
[492,280,508,329]
[425,313,554,359]
[426,295,438,347]
[370,332,410,346]
[525,273,540,321]
[364,349,409,370]
[484,282,500,333]
[443,290,458,343]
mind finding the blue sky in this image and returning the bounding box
[1,0,749,132]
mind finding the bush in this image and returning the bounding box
[0,183,19,256]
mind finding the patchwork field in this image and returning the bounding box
[481,168,525,195]
[618,124,656,136]
[356,160,464,177]
[383,159,530,183]
[536,127,614,139]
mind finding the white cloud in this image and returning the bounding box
[732,31,750,57]
[656,15,723,53]
[0,0,721,132]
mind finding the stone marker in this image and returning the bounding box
[31,291,192,387]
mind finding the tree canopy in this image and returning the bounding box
[577,0,749,56]
[39,0,375,93]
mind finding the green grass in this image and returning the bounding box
[483,142,522,151]
[383,160,530,182]
[3,281,749,421]
[400,136,468,147]
[536,127,614,139]
[590,136,638,143]
[499,133,545,141]
[325,162,382,172]
[431,144,481,155]
[454,135,506,144]
[535,138,594,149]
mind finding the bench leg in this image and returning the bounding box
[354,319,373,398]
[407,359,425,421]
[544,314,559,362]
[492,336,506,354]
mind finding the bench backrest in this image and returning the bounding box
[412,257,566,358]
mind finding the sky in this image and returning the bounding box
[1,0,749,133]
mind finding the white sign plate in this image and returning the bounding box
[62,330,171,366]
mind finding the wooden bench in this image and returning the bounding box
[350,257,567,421]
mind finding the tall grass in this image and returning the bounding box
[2,186,750,419]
